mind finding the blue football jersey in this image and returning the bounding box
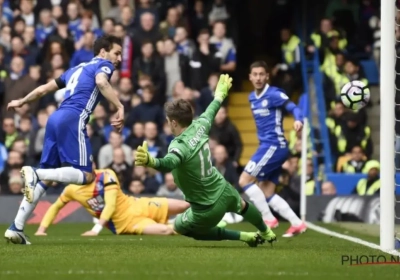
[249,85,289,146]
[59,57,115,123]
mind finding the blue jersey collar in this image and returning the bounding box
[255,84,269,99]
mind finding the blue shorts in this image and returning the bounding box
[40,109,93,173]
[244,144,289,184]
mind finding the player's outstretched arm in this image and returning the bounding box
[135,141,181,172]
[35,198,66,236]
[198,74,233,126]
[7,80,60,110]
[284,101,303,132]
[82,188,118,236]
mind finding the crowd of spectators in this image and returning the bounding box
[0,0,244,196]
[274,0,383,198]
[0,0,387,199]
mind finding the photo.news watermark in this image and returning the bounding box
[342,255,400,266]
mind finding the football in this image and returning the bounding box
[340,80,370,110]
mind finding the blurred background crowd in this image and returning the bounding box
[0,0,242,197]
[0,0,388,205]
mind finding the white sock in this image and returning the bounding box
[14,182,47,230]
[267,194,302,226]
[243,183,275,221]
[36,167,85,184]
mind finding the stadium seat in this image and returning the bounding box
[360,59,379,85]
[233,119,256,132]
[228,106,252,118]
[240,132,259,145]
[229,93,249,105]
[326,173,400,194]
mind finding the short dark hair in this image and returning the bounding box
[13,16,25,24]
[93,35,122,56]
[250,61,269,73]
[163,37,175,44]
[57,15,69,25]
[103,17,116,25]
[20,116,31,122]
[81,10,93,19]
[142,85,155,95]
[84,30,94,36]
[141,39,153,47]
[131,177,144,184]
[198,28,210,36]
[114,23,124,30]
[11,35,23,42]
[213,20,226,27]
[13,136,26,143]
[164,99,193,127]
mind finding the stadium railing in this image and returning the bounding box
[309,50,391,195]
[311,49,334,175]
[299,44,320,194]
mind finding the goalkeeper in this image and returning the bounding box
[135,74,276,247]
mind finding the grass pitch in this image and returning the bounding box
[1,222,399,280]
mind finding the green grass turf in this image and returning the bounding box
[0,222,399,280]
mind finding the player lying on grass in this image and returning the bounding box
[34,169,190,237]
[135,74,277,247]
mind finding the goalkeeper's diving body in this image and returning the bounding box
[135,74,276,247]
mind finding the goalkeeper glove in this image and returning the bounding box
[135,141,156,168]
[214,74,233,102]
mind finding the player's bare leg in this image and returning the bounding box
[141,224,176,235]
[166,199,190,216]
[239,172,277,227]
[260,180,306,237]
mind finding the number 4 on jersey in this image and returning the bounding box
[65,67,83,97]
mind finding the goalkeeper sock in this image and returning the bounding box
[185,227,240,241]
[242,183,275,221]
[14,182,48,230]
[240,200,268,233]
[267,194,302,226]
[36,167,86,184]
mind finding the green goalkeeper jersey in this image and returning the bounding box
[153,100,226,205]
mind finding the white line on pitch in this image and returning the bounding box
[306,222,400,256]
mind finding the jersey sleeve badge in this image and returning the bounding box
[280,92,289,100]
[101,66,112,74]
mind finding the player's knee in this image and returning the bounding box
[238,172,254,188]
[41,180,56,187]
[240,198,247,210]
[159,226,175,235]
[258,181,276,197]
[178,201,190,212]
[84,172,95,183]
